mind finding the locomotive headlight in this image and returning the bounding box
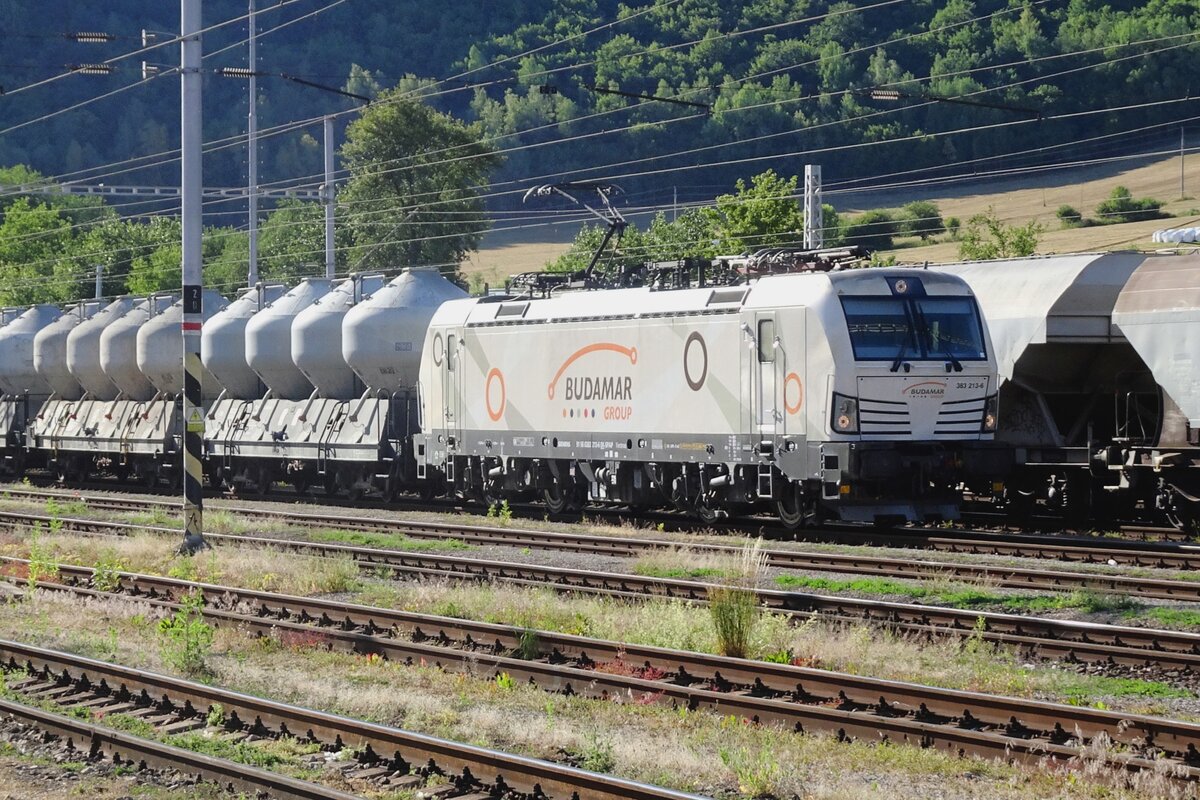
[831,392,859,434]
[982,394,999,432]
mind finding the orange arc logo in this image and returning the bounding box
[784,372,804,415]
[547,343,637,399]
[485,368,506,421]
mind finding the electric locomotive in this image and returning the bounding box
[415,251,1005,526]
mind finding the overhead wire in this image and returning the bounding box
[6,102,1193,292]
[0,0,311,99]
[4,5,1196,271]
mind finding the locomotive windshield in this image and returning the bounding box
[842,295,986,362]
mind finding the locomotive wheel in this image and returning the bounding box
[542,482,572,515]
[775,482,807,530]
[695,492,723,525]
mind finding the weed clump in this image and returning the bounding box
[707,539,766,659]
[157,590,214,678]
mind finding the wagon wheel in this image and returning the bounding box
[1163,491,1199,536]
[345,476,366,504]
[255,464,274,497]
[140,465,159,490]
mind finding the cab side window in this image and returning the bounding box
[757,319,775,363]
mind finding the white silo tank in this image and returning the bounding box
[0,305,63,397]
[342,269,467,393]
[245,277,333,400]
[66,296,140,400]
[292,274,385,399]
[201,284,286,399]
[100,295,177,400]
[139,289,229,398]
[33,302,100,400]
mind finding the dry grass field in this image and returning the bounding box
[469,149,1199,279]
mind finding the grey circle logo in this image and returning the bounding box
[684,332,707,391]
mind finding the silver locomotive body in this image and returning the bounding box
[416,267,1001,525]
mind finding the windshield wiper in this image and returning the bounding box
[911,304,964,372]
[889,336,910,372]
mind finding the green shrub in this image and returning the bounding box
[958,208,1043,260]
[897,200,945,240]
[1094,185,1168,224]
[1056,205,1083,227]
[841,209,896,252]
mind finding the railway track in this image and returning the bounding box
[3,512,1200,672]
[5,497,1200,602]
[0,635,704,800]
[0,694,362,800]
[8,485,1200,570]
[10,560,1200,779]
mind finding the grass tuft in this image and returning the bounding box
[708,539,767,659]
[310,529,472,552]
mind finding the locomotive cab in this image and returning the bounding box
[796,270,1003,524]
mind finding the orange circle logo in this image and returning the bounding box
[485,368,506,421]
[784,372,804,415]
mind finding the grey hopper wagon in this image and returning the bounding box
[0,305,63,475]
[935,252,1200,531]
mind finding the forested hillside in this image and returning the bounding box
[1,0,1196,204]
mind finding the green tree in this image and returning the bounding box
[712,169,803,252]
[256,200,334,283]
[957,209,1044,260]
[339,90,502,277]
[0,198,76,304]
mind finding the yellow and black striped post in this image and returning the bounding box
[179,0,206,554]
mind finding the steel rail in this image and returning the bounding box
[8,486,1200,569]
[2,503,1199,602]
[3,513,1200,669]
[12,563,1200,777]
[0,696,363,800]
[0,637,707,800]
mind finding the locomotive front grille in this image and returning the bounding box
[858,397,911,435]
[934,397,987,434]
